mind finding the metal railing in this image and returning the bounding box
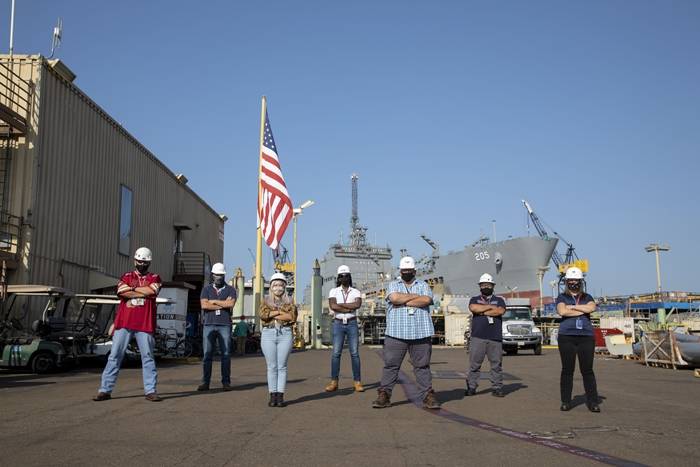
[0,210,21,258]
[0,61,32,134]
[173,252,210,278]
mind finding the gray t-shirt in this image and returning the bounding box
[200,284,237,326]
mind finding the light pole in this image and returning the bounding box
[537,266,550,313]
[293,200,315,303]
[549,280,558,300]
[505,285,519,299]
[645,243,670,294]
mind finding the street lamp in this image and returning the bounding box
[645,243,670,294]
[536,266,550,313]
[293,200,315,303]
[549,280,558,300]
[505,285,519,298]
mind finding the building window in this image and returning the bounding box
[118,185,133,256]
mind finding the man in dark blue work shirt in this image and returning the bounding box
[466,273,507,398]
[198,262,237,391]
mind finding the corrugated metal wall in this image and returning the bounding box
[3,55,224,292]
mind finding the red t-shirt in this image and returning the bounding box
[113,271,162,333]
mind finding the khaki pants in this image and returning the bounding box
[236,336,246,355]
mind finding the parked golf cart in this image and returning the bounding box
[0,285,76,373]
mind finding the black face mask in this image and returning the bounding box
[214,276,225,287]
[401,272,415,282]
[567,281,581,292]
[135,263,149,274]
[339,276,351,286]
[480,287,494,297]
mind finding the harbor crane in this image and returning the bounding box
[522,200,588,276]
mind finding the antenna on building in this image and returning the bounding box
[49,18,62,59]
[9,0,16,56]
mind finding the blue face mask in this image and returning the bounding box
[213,275,225,287]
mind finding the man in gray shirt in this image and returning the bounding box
[198,263,237,391]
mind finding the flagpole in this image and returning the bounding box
[253,96,267,326]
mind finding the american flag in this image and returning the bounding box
[258,110,293,250]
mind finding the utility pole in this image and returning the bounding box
[645,243,670,294]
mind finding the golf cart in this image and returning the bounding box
[0,285,76,373]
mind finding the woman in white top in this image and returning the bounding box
[325,265,364,392]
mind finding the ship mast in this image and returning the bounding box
[349,173,368,248]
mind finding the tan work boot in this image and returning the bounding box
[353,381,365,392]
[325,379,338,392]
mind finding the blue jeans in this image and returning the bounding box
[202,324,232,385]
[99,328,157,395]
[261,327,293,393]
[331,319,361,381]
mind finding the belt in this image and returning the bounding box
[262,322,293,329]
[334,316,357,322]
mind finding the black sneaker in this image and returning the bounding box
[197,383,209,391]
[222,383,233,392]
[464,388,477,396]
[560,402,572,411]
[587,402,601,413]
[492,388,505,398]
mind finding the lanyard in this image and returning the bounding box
[480,295,493,304]
[570,293,581,306]
[341,287,351,303]
[403,282,414,294]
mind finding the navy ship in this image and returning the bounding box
[305,175,557,309]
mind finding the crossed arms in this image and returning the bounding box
[557,300,596,317]
[469,302,505,317]
[329,297,363,312]
[201,297,236,311]
[387,292,432,309]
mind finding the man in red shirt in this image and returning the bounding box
[94,247,163,402]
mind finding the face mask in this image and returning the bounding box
[567,281,581,292]
[339,275,351,286]
[135,262,149,274]
[480,287,494,297]
[401,272,415,282]
[213,276,225,287]
[271,282,286,298]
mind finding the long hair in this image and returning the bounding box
[336,274,353,288]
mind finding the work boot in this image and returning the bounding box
[197,383,210,391]
[145,392,163,402]
[492,388,505,398]
[325,379,339,392]
[353,381,365,392]
[372,390,391,409]
[276,392,286,407]
[422,390,441,410]
[222,383,233,392]
[268,393,276,407]
[464,387,476,396]
[92,392,111,402]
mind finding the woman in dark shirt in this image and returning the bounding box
[555,267,600,412]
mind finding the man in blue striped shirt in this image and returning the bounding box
[373,256,441,409]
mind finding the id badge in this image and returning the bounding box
[342,317,348,325]
[576,318,583,330]
[487,317,494,324]
[215,310,221,316]
[130,298,145,306]
[408,308,415,316]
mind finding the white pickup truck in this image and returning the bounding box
[501,299,542,355]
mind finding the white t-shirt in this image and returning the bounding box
[328,286,362,320]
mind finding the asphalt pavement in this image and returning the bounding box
[1,347,698,466]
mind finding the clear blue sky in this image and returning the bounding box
[12,1,700,296]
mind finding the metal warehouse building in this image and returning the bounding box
[0,54,225,299]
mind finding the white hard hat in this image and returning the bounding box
[399,256,416,269]
[565,267,584,280]
[211,263,226,275]
[270,272,287,284]
[337,265,351,275]
[478,273,495,284]
[134,247,152,262]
